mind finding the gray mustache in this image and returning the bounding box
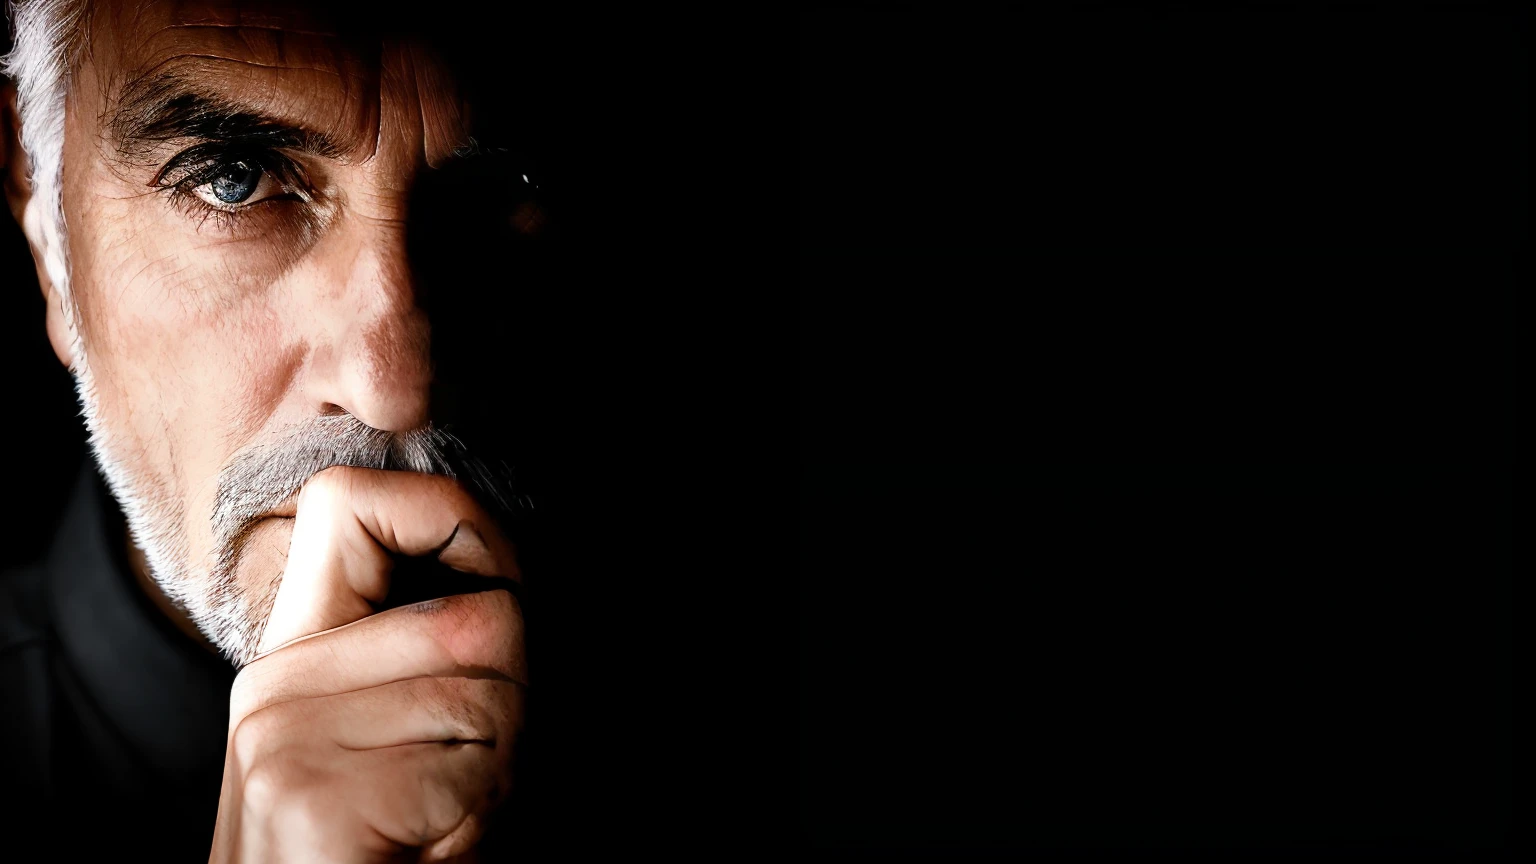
[211,414,519,553]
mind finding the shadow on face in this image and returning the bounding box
[21,0,579,649]
[67,0,569,510]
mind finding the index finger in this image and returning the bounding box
[232,587,527,730]
[255,466,520,657]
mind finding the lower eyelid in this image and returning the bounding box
[190,172,292,210]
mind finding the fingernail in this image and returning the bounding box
[438,520,496,575]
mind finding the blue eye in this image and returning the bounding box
[210,161,261,203]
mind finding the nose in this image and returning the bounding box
[301,217,433,432]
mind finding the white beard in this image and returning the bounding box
[69,341,518,667]
[70,351,264,662]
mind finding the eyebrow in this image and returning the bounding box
[108,72,346,161]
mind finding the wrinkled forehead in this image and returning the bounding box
[85,0,470,163]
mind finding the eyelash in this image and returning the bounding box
[151,144,312,230]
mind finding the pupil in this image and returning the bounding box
[211,162,260,204]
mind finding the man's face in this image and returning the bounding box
[45,0,526,663]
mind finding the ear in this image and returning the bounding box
[3,82,75,370]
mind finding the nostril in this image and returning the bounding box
[318,402,348,417]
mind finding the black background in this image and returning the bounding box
[0,0,1519,856]
[800,1,1515,857]
[0,4,768,854]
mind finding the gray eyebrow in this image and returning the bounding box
[107,69,514,170]
[108,70,344,159]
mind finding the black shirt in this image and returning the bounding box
[0,460,549,860]
[0,462,235,859]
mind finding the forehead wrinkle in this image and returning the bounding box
[110,56,378,160]
[136,0,340,34]
[98,9,381,155]
[121,5,360,68]
[137,53,345,78]
[160,23,342,37]
[91,8,468,171]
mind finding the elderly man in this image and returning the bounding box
[0,0,554,858]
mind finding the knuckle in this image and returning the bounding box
[416,677,497,742]
[244,758,334,842]
[239,750,318,825]
[240,759,294,816]
[228,659,296,727]
[479,585,517,621]
[419,780,474,841]
[468,586,519,635]
[468,677,524,741]
[229,713,265,770]
[455,679,503,741]
[228,667,263,726]
[229,702,290,769]
[298,465,361,508]
[418,589,521,668]
[269,772,332,840]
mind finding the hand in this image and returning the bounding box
[208,467,526,863]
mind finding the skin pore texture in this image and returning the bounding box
[33,0,487,665]
[7,4,532,856]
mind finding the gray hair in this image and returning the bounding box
[2,2,170,623]
[4,2,528,667]
[3,0,87,320]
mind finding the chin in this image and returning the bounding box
[194,514,296,665]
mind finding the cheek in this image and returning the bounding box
[66,169,308,501]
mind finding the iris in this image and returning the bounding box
[210,162,261,204]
